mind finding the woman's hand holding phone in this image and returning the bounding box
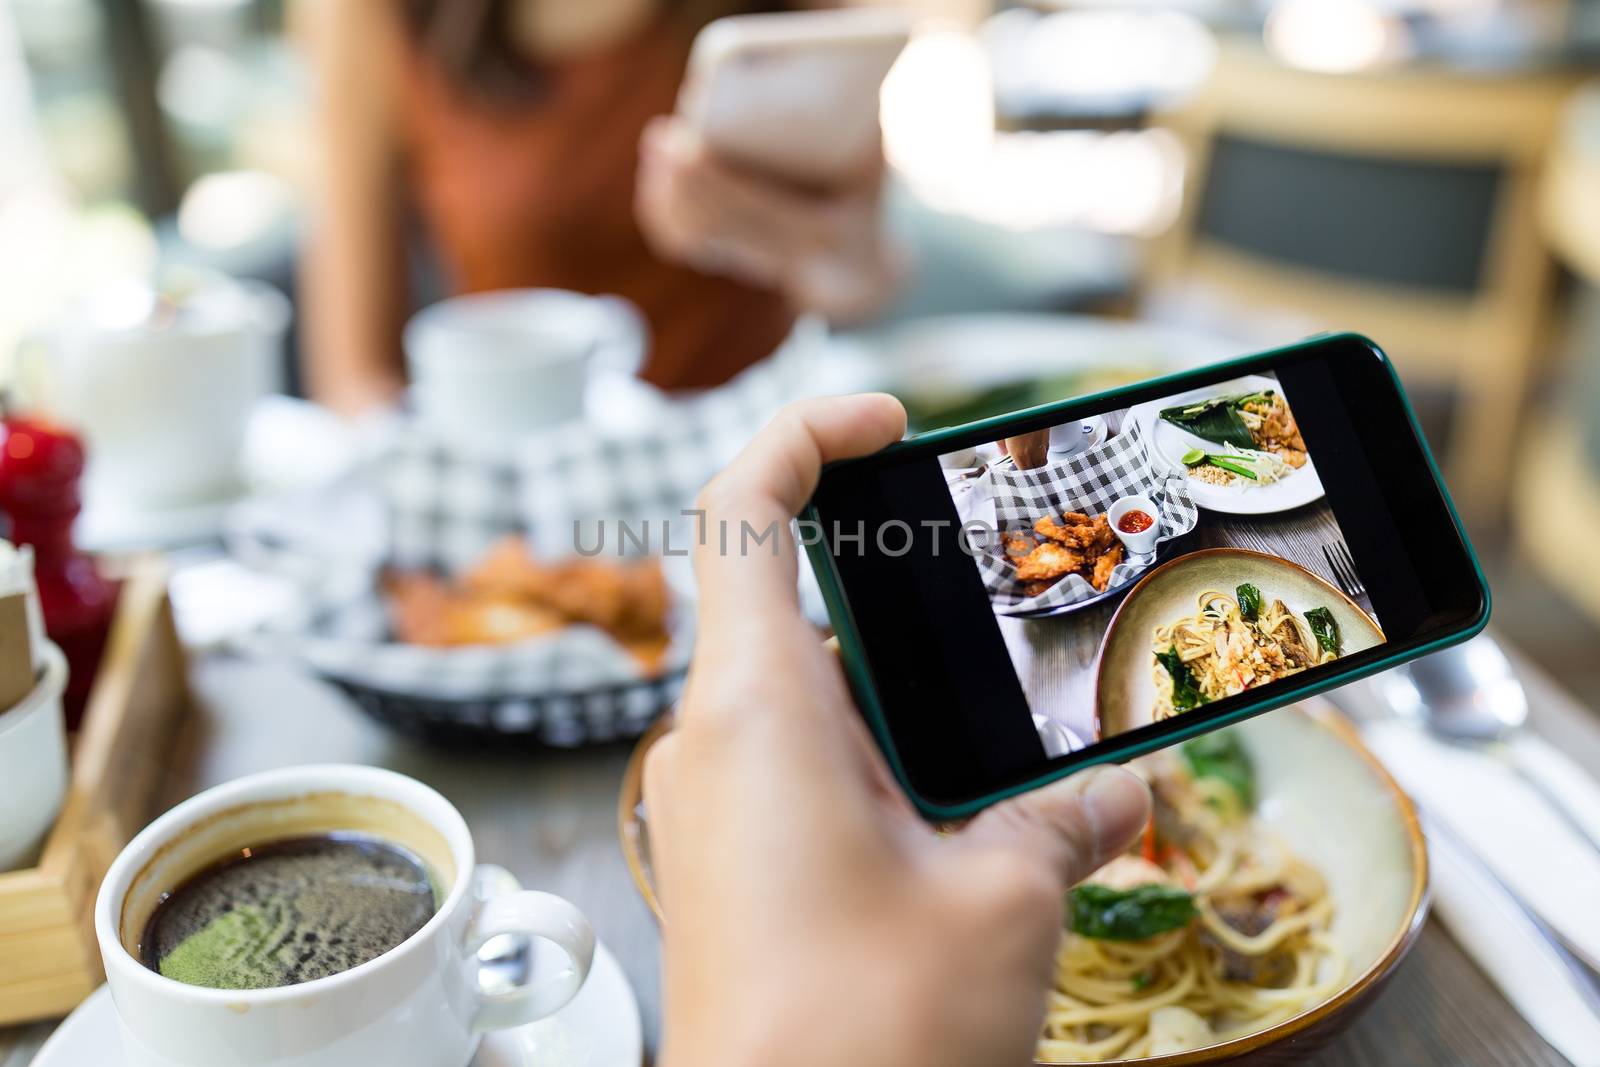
[633,116,904,325]
[647,394,1151,1067]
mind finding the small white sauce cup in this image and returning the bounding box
[1109,494,1162,556]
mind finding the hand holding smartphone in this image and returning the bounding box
[678,8,910,186]
[805,334,1490,819]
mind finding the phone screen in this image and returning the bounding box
[808,337,1486,808]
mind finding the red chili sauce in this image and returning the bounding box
[1117,509,1154,534]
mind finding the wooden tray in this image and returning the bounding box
[0,557,191,1025]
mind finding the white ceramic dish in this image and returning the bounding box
[1128,374,1325,516]
[32,941,642,1067]
[0,643,68,872]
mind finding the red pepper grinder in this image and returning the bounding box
[0,410,117,729]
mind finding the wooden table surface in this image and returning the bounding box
[4,638,1597,1067]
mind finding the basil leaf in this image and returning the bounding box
[1304,607,1341,654]
[1181,730,1255,809]
[1156,646,1207,712]
[1236,583,1262,622]
[1070,884,1197,941]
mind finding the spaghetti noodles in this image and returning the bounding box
[1038,746,1343,1062]
[1152,589,1339,720]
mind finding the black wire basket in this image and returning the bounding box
[326,668,687,748]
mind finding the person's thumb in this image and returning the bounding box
[960,766,1151,889]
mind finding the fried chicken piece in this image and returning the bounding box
[544,557,671,638]
[614,559,671,638]
[1088,514,1115,554]
[1036,515,1102,550]
[1033,516,1068,543]
[461,537,554,599]
[1089,542,1124,591]
[1004,535,1036,559]
[386,572,455,646]
[1021,579,1058,598]
[386,572,565,647]
[1016,541,1085,581]
[439,598,566,646]
[622,632,672,675]
[1034,513,1094,543]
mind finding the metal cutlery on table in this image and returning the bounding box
[1382,636,1600,861]
[1331,634,1600,1061]
[1322,541,1367,599]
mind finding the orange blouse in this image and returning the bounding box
[394,18,796,391]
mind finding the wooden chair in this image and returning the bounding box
[1145,42,1585,520]
[1517,82,1600,622]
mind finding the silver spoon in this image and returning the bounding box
[1380,634,1600,858]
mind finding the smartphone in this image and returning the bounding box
[804,334,1490,820]
[678,8,910,186]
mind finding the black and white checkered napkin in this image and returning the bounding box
[380,340,803,573]
[241,337,813,702]
[971,421,1197,614]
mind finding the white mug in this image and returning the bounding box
[94,764,595,1067]
[36,276,288,511]
[404,288,646,452]
[0,642,67,872]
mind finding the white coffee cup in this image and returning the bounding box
[404,288,646,452]
[94,764,595,1067]
[0,642,68,872]
[36,275,288,511]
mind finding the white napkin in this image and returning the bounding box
[1363,719,1600,1063]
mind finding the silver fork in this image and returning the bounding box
[1323,542,1367,599]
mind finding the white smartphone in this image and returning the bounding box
[678,8,911,187]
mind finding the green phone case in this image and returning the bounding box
[802,332,1492,821]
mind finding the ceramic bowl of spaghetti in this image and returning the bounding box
[619,700,1425,1066]
[1093,549,1384,740]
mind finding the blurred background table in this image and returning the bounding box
[3,633,1597,1067]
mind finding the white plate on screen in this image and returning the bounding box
[32,942,642,1067]
[1128,374,1325,516]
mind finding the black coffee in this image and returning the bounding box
[139,833,438,990]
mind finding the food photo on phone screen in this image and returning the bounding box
[940,372,1383,756]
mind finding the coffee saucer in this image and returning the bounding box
[33,942,643,1067]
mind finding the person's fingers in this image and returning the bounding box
[640,117,831,278]
[959,765,1151,889]
[692,394,905,630]
[637,142,786,284]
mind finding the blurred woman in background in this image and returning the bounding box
[297,0,905,417]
